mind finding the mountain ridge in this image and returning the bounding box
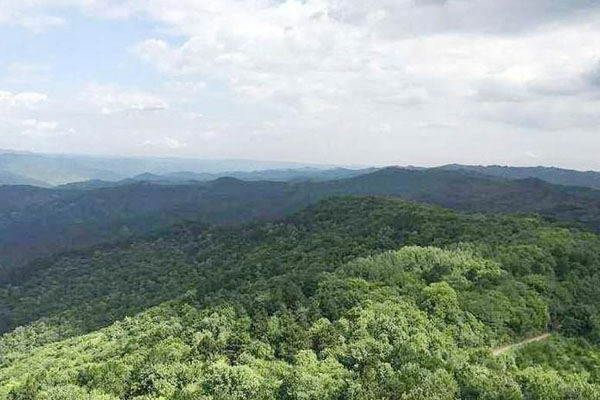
[2,167,600,271]
[439,164,600,190]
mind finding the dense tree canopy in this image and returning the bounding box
[1,196,600,398]
[3,167,600,269]
[1,246,599,399]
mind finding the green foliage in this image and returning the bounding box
[0,196,546,333]
[2,196,600,398]
[441,164,600,191]
[4,165,600,270]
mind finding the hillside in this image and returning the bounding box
[441,164,600,190]
[0,171,50,187]
[1,196,600,399]
[337,168,600,228]
[3,168,600,270]
[0,179,298,268]
[2,196,599,338]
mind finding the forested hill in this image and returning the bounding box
[441,164,600,190]
[0,171,51,187]
[3,167,600,269]
[2,196,600,398]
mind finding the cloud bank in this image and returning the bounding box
[0,0,599,168]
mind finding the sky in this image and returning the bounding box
[0,1,599,169]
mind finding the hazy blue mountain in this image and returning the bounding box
[6,148,600,190]
[440,164,600,190]
[0,152,123,185]
[149,167,377,183]
[0,186,61,214]
[162,171,222,181]
[57,179,121,190]
[3,167,600,270]
[59,167,377,189]
[0,150,338,186]
[0,170,51,187]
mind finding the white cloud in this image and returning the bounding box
[81,83,169,114]
[163,80,208,104]
[0,91,48,108]
[131,1,600,134]
[2,63,52,86]
[20,118,69,138]
[4,1,600,35]
[20,14,66,32]
[165,81,207,94]
[325,0,600,35]
[143,136,186,149]
[0,1,66,32]
[1,1,600,168]
[21,118,58,130]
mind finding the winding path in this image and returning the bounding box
[492,333,552,356]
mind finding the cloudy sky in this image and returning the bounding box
[1,0,599,169]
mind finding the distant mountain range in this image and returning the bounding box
[2,149,600,191]
[3,148,600,272]
[0,170,51,187]
[2,167,600,271]
[0,150,340,186]
[439,164,600,190]
[59,167,378,189]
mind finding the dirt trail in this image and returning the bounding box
[492,333,552,356]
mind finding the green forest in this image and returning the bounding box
[3,167,600,270]
[2,196,600,399]
[3,0,600,397]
